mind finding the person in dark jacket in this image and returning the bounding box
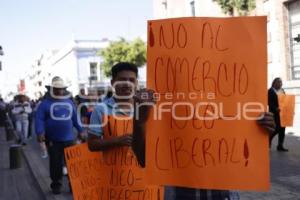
[268,77,288,151]
[35,76,85,194]
[0,98,7,127]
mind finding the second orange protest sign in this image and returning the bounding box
[65,115,164,200]
[278,94,295,127]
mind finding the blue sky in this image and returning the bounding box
[0,0,152,93]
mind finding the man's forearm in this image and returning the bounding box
[88,134,122,151]
[132,122,146,167]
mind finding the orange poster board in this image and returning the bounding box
[146,17,269,191]
[278,95,295,127]
[65,143,104,200]
[65,115,164,200]
[102,115,163,199]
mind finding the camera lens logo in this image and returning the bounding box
[50,103,72,120]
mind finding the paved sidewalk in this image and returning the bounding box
[0,127,44,200]
[23,133,73,200]
[240,134,300,200]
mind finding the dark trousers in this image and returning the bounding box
[0,110,6,127]
[173,187,231,200]
[27,115,32,138]
[47,140,74,189]
[174,187,197,200]
[270,126,286,147]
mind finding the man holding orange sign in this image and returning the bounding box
[86,61,274,200]
[87,62,164,200]
[88,62,136,151]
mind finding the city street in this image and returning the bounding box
[1,0,300,200]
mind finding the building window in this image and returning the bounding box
[89,62,98,81]
[288,0,300,80]
[190,0,195,16]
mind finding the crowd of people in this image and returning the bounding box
[0,62,288,199]
[0,76,111,194]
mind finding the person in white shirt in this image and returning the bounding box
[12,95,32,145]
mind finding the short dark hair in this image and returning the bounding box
[111,62,138,79]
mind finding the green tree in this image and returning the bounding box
[213,0,256,16]
[99,38,146,77]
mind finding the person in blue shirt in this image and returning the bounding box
[35,76,85,194]
[88,62,136,151]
